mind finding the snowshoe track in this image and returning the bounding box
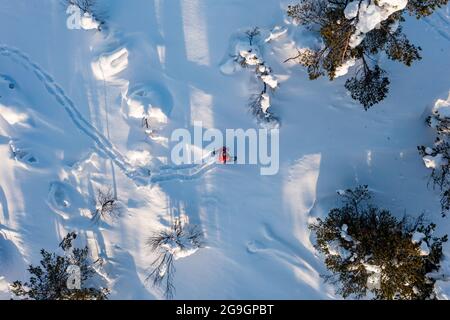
[424,10,450,42]
[150,153,218,183]
[0,44,218,185]
[0,45,137,180]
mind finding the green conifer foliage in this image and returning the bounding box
[11,233,109,300]
[287,0,447,108]
[310,186,448,299]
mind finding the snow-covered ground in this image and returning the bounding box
[1,0,450,299]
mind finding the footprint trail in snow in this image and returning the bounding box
[0,44,218,185]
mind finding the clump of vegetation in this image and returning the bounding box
[286,0,448,109]
[64,0,106,29]
[11,232,109,300]
[231,27,280,127]
[310,186,447,299]
[147,219,204,299]
[92,188,121,223]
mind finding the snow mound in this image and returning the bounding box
[264,26,288,43]
[261,74,278,89]
[345,0,408,48]
[412,231,430,256]
[124,84,173,125]
[0,104,28,126]
[92,48,129,81]
[423,154,447,169]
[126,150,152,167]
[0,232,25,288]
[0,277,10,299]
[163,241,200,260]
[334,58,357,78]
[432,91,450,120]
[80,12,100,31]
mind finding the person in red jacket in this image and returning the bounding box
[213,147,237,164]
[218,146,230,164]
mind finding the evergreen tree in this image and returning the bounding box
[345,65,390,109]
[310,186,447,299]
[11,232,108,300]
[287,0,447,109]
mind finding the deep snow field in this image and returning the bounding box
[1,0,450,300]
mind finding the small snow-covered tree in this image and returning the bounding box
[286,0,447,109]
[146,219,204,299]
[310,186,447,299]
[92,188,121,223]
[228,27,280,127]
[11,232,108,300]
[64,0,96,13]
[63,0,105,30]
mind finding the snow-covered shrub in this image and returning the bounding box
[92,188,121,223]
[64,0,105,30]
[146,219,204,299]
[222,28,280,128]
[310,186,448,299]
[419,94,450,216]
[11,232,109,300]
[286,0,446,109]
[64,0,96,13]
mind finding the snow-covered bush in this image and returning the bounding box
[310,186,448,299]
[222,28,280,128]
[419,94,450,216]
[64,0,96,13]
[91,188,121,223]
[146,219,204,299]
[286,0,447,109]
[11,232,109,300]
[64,0,105,30]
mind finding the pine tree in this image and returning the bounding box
[310,186,447,299]
[11,232,108,300]
[345,65,390,110]
[287,0,447,109]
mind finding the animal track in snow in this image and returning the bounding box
[0,45,139,179]
[0,45,220,186]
